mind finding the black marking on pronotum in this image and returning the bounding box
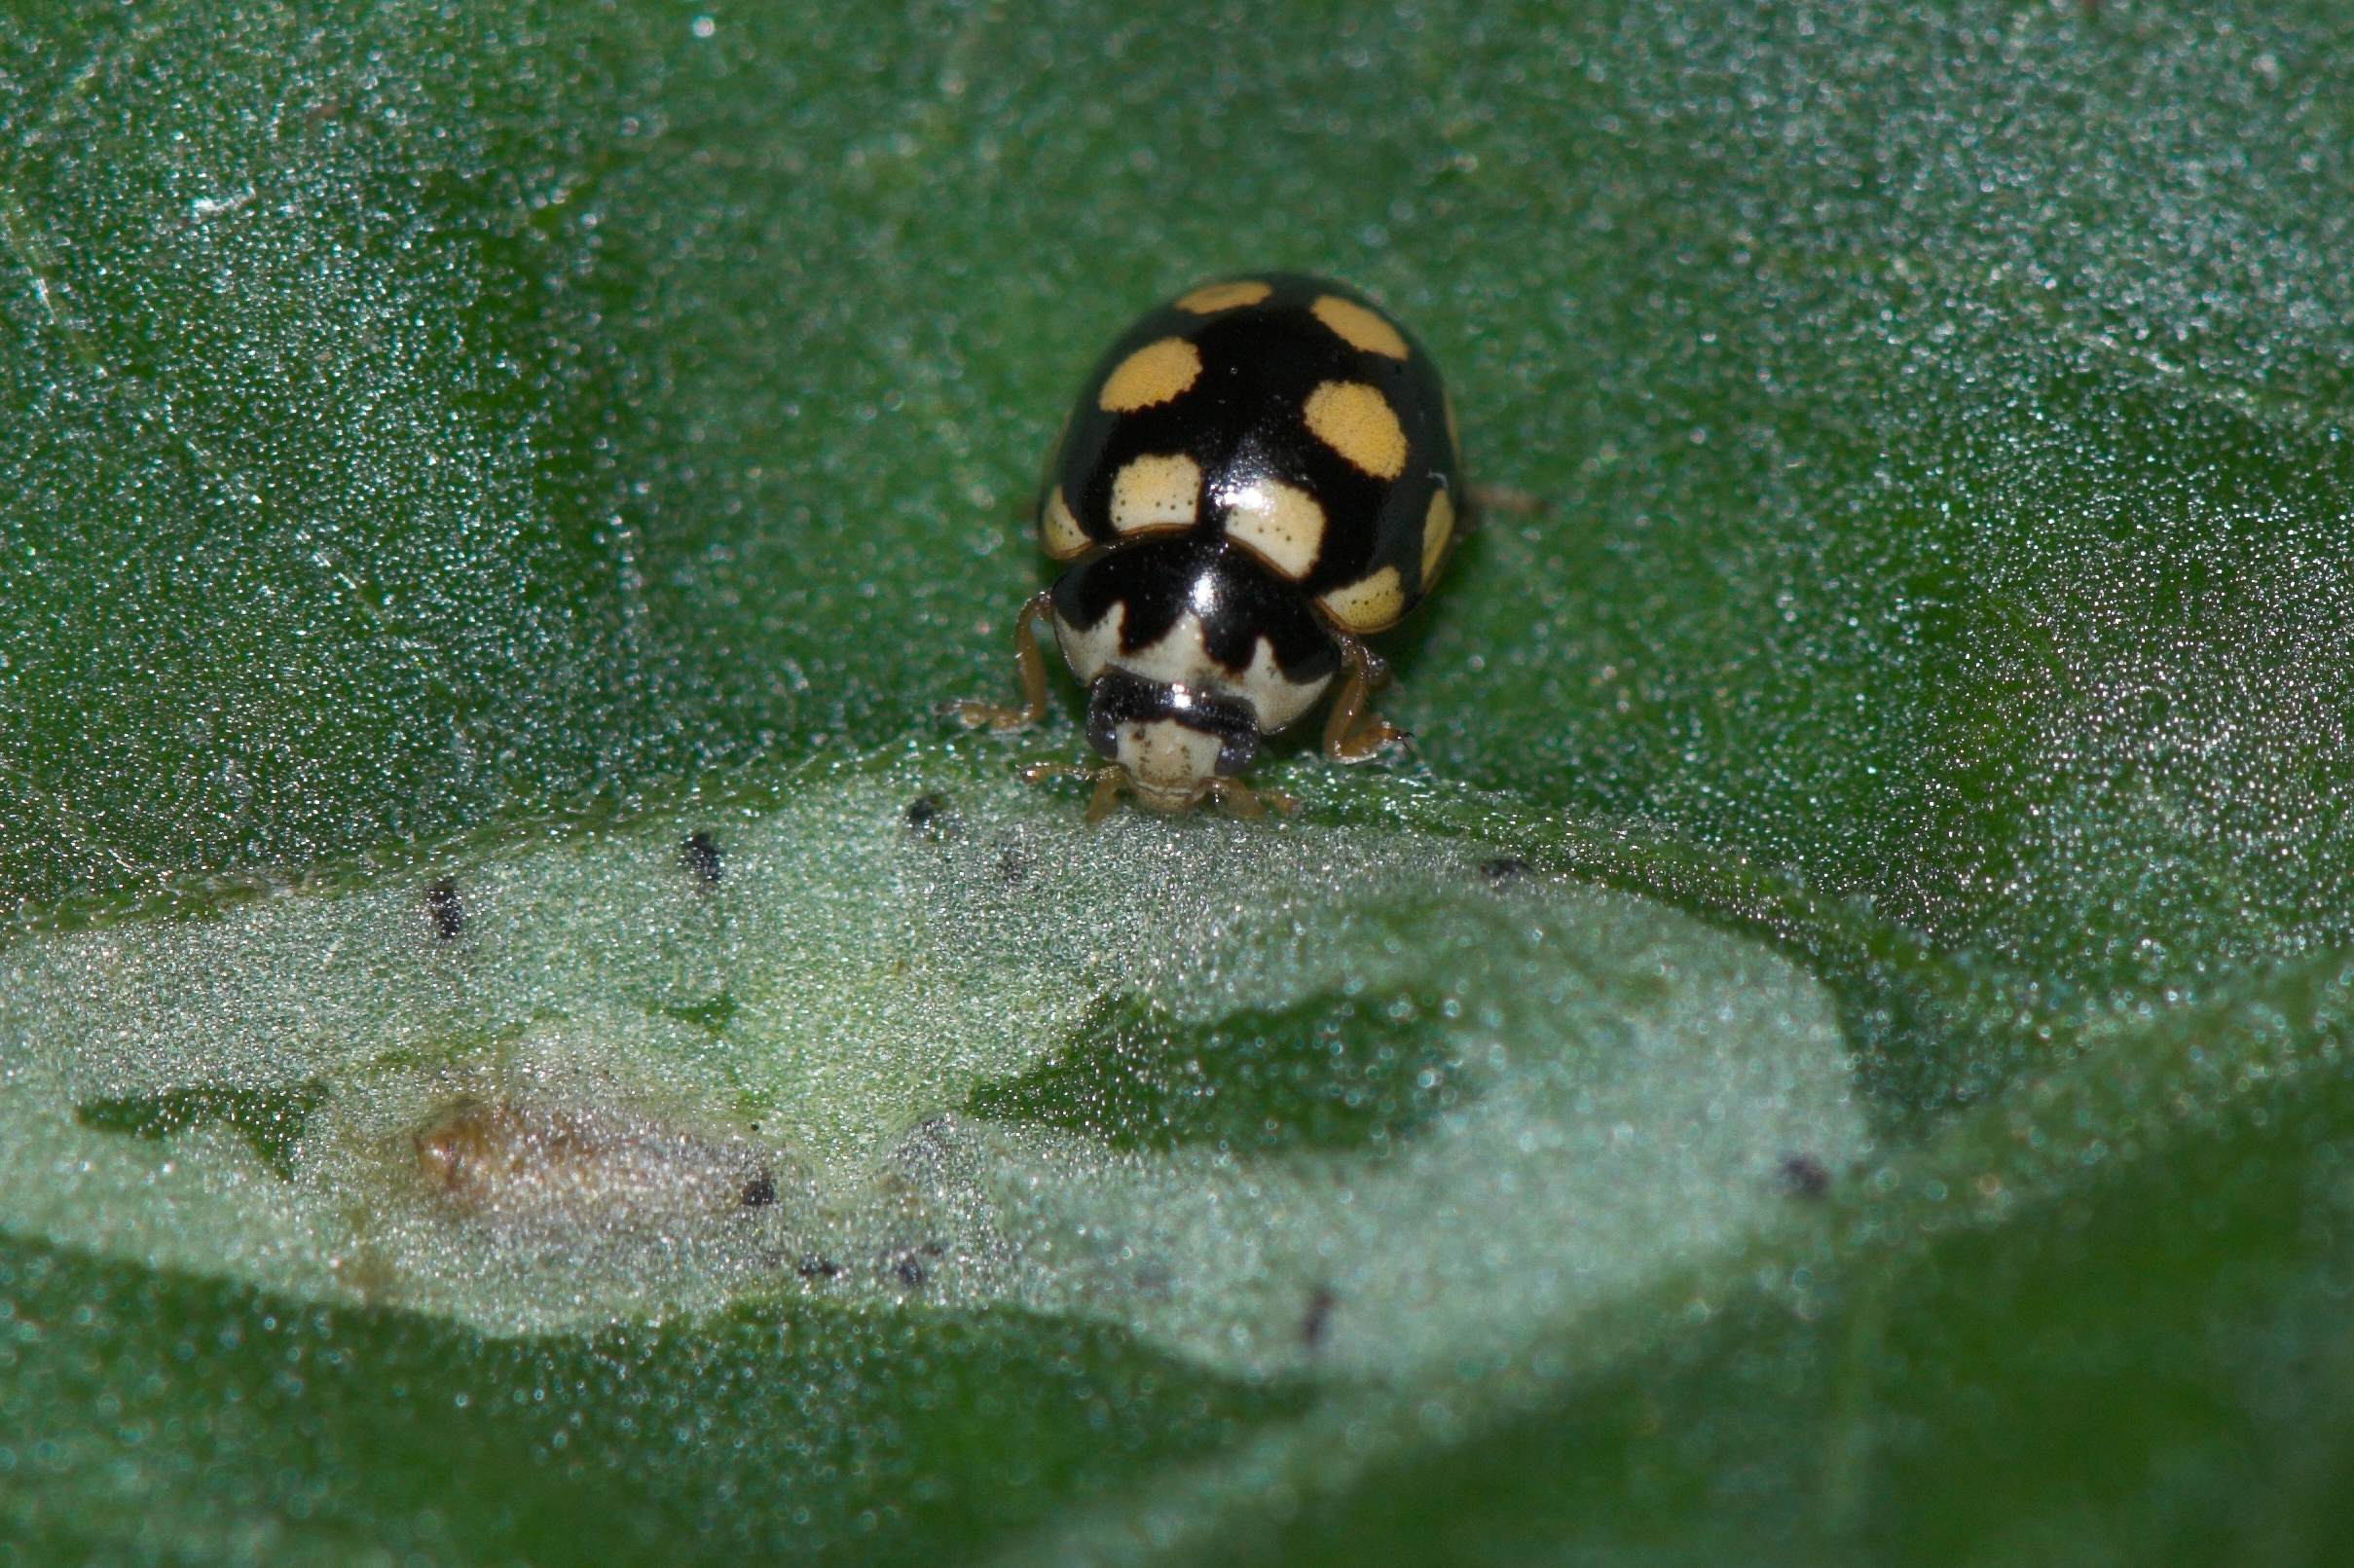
[1778,1153,1831,1199]
[424,878,464,940]
[680,830,723,885]
[1085,668,1259,777]
[740,1170,776,1209]
[797,1256,843,1281]
[1302,1286,1337,1349]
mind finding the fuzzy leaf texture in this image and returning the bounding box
[3,2,2353,1563]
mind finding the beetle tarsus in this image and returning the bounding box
[1323,636,1410,763]
[1211,778,1266,819]
[1018,759,1129,824]
[1084,768,1126,823]
[1210,778,1298,819]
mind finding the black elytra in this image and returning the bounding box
[1046,273,1461,613]
[963,273,1467,818]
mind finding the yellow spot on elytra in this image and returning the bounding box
[1174,279,1272,313]
[1040,486,1089,559]
[1110,454,1201,533]
[1420,487,1455,586]
[1444,389,1460,454]
[1221,478,1326,580]
[1304,382,1408,480]
[1319,566,1405,633]
[1098,337,1203,413]
[1311,295,1410,359]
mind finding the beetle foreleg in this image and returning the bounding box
[1211,778,1300,819]
[954,590,1054,732]
[1084,767,1127,823]
[1016,759,1128,822]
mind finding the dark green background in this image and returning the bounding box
[6,1,2354,1561]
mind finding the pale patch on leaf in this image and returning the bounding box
[0,758,1863,1380]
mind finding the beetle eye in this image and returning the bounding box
[1085,704,1120,760]
[1214,730,1258,777]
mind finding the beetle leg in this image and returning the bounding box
[954,591,1054,732]
[1021,760,1129,822]
[1018,759,1127,821]
[1322,635,1410,762]
[1467,484,1550,520]
[1084,767,1126,824]
[1211,778,1266,820]
[1211,778,1301,820]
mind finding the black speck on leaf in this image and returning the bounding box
[424,879,464,940]
[1302,1286,1337,1349]
[796,1256,842,1281]
[680,830,723,884]
[1779,1153,1831,1198]
[741,1171,775,1208]
[904,793,948,834]
[1482,857,1531,889]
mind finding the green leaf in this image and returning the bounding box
[964,988,1478,1154]
[74,1080,325,1180]
[7,0,2354,1560]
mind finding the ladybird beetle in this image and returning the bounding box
[958,273,1466,820]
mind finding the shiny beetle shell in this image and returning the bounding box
[961,273,1465,818]
[1041,273,1463,635]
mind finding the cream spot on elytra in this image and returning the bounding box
[1109,455,1201,533]
[1040,486,1089,559]
[1311,295,1410,359]
[1419,487,1455,587]
[1098,338,1203,413]
[1318,566,1406,634]
[1304,382,1408,480]
[1220,478,1326,580]
[1174,279,1273,313]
